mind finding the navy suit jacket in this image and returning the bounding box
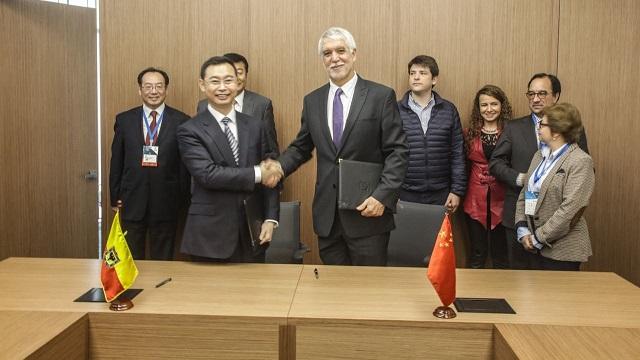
[177,110,279,259]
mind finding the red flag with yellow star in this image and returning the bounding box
[427,213,456,306]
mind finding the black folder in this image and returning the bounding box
[338,159,383,210]
[243,194,263,249]
[243,194,271,257]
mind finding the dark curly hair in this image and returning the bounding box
[465,85,513,154]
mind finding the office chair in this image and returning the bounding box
[387,200,445,267]
[265,201,309,264]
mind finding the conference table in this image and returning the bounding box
[0,258,638,359]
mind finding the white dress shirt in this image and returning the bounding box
[142,103,165,142]
[327,73,358,140]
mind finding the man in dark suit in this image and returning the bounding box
[196,53,279,156]
[109,67,190,260]
[177,56,279,262]
[490,73,589,269]
[263,27,408,266]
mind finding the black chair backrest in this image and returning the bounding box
[265,201,309,264]
[387,200,445,267]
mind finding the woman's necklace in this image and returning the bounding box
[481,126,498,134]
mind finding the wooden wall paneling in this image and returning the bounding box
[558,0,640,285]
[396,0,560,122]
[246,0,309,258]
[0,0,97,259]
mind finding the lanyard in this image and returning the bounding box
[143,111,164,145]
[533,143,569,184]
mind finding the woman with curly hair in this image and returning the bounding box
[464,85,512,268]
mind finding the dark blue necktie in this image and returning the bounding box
[332,88,344,147]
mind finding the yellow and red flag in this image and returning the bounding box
[101,211,138,302]
[427,213,456,306]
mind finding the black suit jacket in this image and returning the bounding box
[177,110,279,259]
[109,105,190,222]
[197,90,279,156]
[490,114,589,228]
[278,76,408,238]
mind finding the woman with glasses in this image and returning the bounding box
[463,85,512,268]
[514,103,595,270]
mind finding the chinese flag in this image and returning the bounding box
[427,214,456,306]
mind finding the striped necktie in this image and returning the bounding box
[221,117,239,165]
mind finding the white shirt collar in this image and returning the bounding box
[329,72,358,98]
[208,105,236,124]
[143,103,165,117]
[235,90,245,111]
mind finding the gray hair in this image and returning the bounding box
[317,27,357,55]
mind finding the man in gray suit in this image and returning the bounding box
[490,73,588,269]
[178,56,280,262]
[263,27,408,266]
[196,53,279,156]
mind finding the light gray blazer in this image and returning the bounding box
[515,143,595,262]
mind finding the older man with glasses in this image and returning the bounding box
[489,73,589,270]
[109,67,190,260]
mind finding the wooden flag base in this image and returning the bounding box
[109,297,134,311]
[433,306,456,319]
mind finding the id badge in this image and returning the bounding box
[524,191,538,216]
[142,145,159,167]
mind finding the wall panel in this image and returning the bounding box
[558,0,640,285]
[0,0,97,259]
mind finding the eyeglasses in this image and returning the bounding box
[141,83,166,92]
[526,91,550,100]
[538,121,551,128]
[204,78,236,88]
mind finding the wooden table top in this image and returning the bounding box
[0,257,303,320]
[2,258,639,328]
[288,265,640,328]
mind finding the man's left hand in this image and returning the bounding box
[356,196,385,217]
[445,193,460,213]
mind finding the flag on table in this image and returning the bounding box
[427,213,456,306]
[101,211,138,302]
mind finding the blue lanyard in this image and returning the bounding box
[143,111,164,145]
[533,144,569,184]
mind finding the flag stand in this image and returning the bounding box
[433,305,456,319]
[109,296,134,311]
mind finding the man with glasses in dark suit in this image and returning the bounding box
[490,73,589,269]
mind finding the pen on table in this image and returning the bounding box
[314,268,319,279]
[155,277,172,288]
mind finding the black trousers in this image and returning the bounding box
[318,209,389,266]
[506,228,581,271]
[121,219,176,260]
[466,216,508,269]
[466,187,508,269]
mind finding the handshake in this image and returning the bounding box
[259,159,284,188]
